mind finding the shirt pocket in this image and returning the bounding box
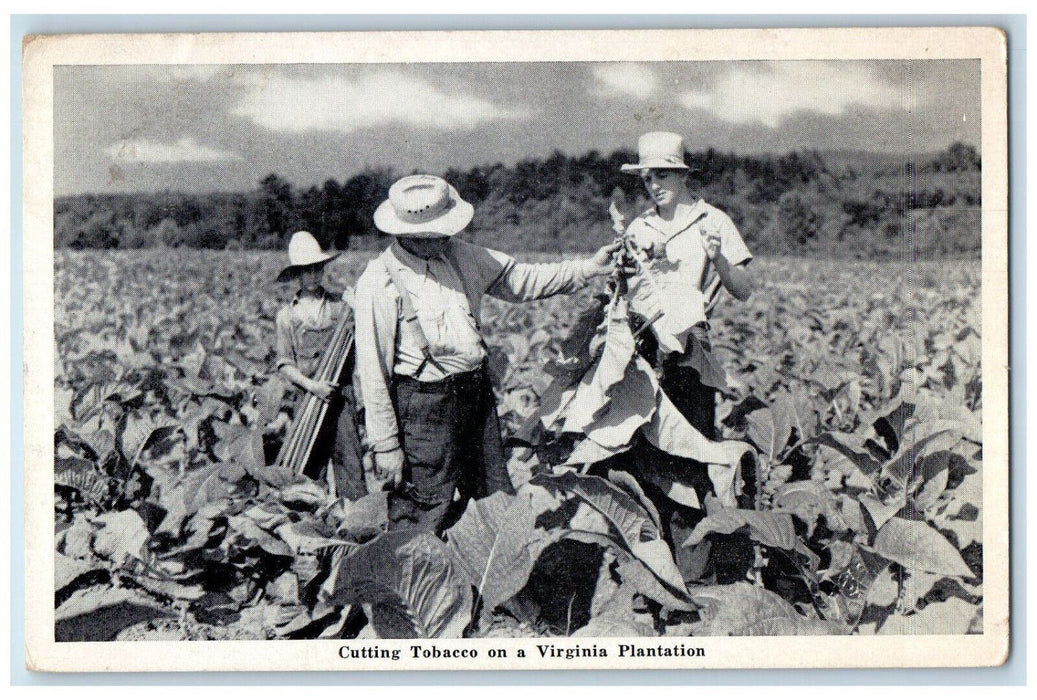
[451,305,486,362]
[412,307,446,353]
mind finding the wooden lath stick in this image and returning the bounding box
[275,315,356,476]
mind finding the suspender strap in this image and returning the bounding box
[383,261,448,378]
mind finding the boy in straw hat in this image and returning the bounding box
[619,131,755,577]
[274,231,366,500]
[354,174,621,533]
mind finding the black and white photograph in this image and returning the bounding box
[22,27,1009,671]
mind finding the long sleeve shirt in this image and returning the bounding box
[353,238,596,453]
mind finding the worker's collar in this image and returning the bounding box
[642,197,707,227]
[290,286,334,305]
[639,198,708,241]
[389,239,452,272]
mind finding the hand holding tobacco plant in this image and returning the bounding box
[700,221,723,261]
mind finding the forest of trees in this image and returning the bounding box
[54,143,981,258]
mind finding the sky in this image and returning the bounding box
[54,60,981,196]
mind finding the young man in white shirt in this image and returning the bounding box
[621,132,756,581]
[621,131,754,439]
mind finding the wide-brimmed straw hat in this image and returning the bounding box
[275,231,340,282]
[373,174,474,238]
[620,132,691,173]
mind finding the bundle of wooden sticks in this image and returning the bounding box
[275,319,356,477]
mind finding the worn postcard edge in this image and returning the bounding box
[21,26,1010,672]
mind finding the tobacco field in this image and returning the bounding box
[52,249,984,641]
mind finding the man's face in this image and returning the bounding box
[398,235,452,259]
[640,168,685,209]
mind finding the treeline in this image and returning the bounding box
[55,142,981,258]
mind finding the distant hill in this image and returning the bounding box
[54,143,980,259]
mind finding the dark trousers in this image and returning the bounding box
[305,389,368,501]
[659,357,756,584]
[388,367,514,534]
[660,363,718,440]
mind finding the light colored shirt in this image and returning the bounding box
[354,239,595,453]
[275,287,350,378]
[626,198,753,317]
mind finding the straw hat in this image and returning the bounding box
[373,174,474,238]
[620,132,691,173]
[275,231,339,282]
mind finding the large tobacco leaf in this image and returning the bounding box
[682,507,797,550]
[213,423,266,474]
[532,471,686,595]
[643,379,756,467]
[148,463,225,536]
[55,585,174,642]
[745,405,793,464]
[606,469,661,531]
[811,432,883,475]
[772,480,848,534]
[690,582,847,636]
[563,530,695,612]
[872,517,974,578]
[322,530,472,639]
[90,509,149,564]
[881,429,959,484]
[117,412,179,466]
[625,247,707,355]
[551,298,753,476]
[559,298,638,442]
[445,490,549,614]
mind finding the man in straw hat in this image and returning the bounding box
[620,132,754,433]
[619,131,755,578]
[353,174,622,533]
[274,231,366,499]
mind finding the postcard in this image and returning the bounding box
[23,26,1008,671]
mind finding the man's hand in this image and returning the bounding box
[374,448,405,485]
[584,239,624,277]
[307,378,338,402]
[700,222,722,261]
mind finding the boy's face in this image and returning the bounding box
[298,265,324,292]
[640,168,686,209]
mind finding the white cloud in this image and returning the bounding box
[679,62,901,128]
[104,137,241,163]
[593,63,659,99]
[232,71,528,133]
